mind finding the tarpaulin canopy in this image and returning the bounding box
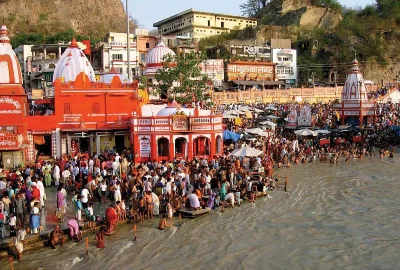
[223,130,241,142]
[229,146,263,157]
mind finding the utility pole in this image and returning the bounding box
[126,0,131,82]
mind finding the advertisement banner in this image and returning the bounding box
[139,135,151,157]
[199,59,224,87]
[227,62,274,81]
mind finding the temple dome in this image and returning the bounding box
[341,59,368,101]
[146,41,175,65]
[156,101,193,116]
[98,67,129,83]
[0,25,23,85]
[53,38,95,83]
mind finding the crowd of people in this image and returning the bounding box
[0,101,399,261]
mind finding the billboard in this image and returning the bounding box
[230,45,271,59]
[227,62,274,81]
[199,59,224,87]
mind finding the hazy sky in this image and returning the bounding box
[128,0,376,29]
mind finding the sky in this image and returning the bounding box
[128,0,376,30]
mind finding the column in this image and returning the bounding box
[58,46,62,59]
[188,135,193,160]
[151,134,157,161]
[67,134,71,156]
[96,134,101,155]
[55,128,61,158]
[169,135,174,161]
[210,134,216,159]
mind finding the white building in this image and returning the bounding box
[272,48,297,88]
[91,32,139,80]
[154,9,257,40]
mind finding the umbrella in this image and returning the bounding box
[223,130,241,142]
[344,126,361,133]
[245,128,268,136]
[258,121,277,130]
[222,114,236,119]
[229,146,263,157]
[265,106,278,111]
[294,128,318,136]
[315,130,331,134]
[266,115,280,119]
[251,108,264,113]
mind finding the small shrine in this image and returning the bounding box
[332,58,376,126]
[130,100,223,163]
[285,103,312,128]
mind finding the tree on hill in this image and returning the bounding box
[154,52,209,104]
[240,0,270,17]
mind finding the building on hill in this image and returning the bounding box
[153,9,257,40]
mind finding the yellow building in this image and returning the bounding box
[153,8,257,39]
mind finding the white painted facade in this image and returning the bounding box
[96,32,139,79]
[272,48,298,87]
[154,9,257,39]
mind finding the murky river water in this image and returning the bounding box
[4,153,400,270]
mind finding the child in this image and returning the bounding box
[75,195,83,222]
[95,226,105,249]
[120,200,127,220]
[158,214,172,230]
[129,204,138,222]
[248,191,256,203]
[87,203,95,229]
[166,203,173,220]
[100,181,107,204]
[9,213,17,237]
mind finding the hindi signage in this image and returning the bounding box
[199,59,224,87]
[227,62,274,81]
[139,135,151,157]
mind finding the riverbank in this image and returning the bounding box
[1,153,399,270]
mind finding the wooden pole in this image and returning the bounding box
[133,224,137,241]
[284,175,288,192]
[85,237,89,256]
[8,257,14,270]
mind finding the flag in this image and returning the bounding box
[82,40,91,55]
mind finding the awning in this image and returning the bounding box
[33,98,54,104]
[232,80,285,86]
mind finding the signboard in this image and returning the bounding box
[199,59,224,87]
[139,135,151,157]
[0,131,20,150]
[227,62,274,81]
[32,89,44,100]
[172,118,189,131]
[0,97,22,115]
[231,46,271,59]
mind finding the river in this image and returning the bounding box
[4,153,400,270]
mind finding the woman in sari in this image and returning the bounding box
[14,228,26,261]
[151,192,160,216]
[105,204,118,235]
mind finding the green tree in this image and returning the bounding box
[154,52,209,104]
[240,0,269,17]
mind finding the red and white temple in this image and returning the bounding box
[333,58,376,126]
[0,26,222,169]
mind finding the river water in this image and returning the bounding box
[4,154,400,270]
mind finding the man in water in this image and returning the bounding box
[158,214,172,230]
[49,225,65,249]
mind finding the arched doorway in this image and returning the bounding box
[216,135,222,155]
[193,136,210,156]
[175,137,188,159]
[158,137,169,157]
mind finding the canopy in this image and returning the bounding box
[222,114,236,119]
[223,130,241,142]
[245,128,268,136]
[258,121,277,130]
[294,128,318,136]
[266,115,280,120]
[315,130,331,134]
[229,146,263,157]
[265,106,278,111]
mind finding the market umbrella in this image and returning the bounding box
[265,106,278,111]
[229,146,263,157]
[315,130,331,134]
[344,126,361,133]
[258,120,277,131]
[294,128,318,136]
[266,115,280,120]
[222,114,236,119]
[245,128,268,136]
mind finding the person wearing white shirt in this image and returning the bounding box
[61,169,71,185]
[81,188,90,209]
[53,164,60,186]
[36,178,45,208]
[88,159,94,175]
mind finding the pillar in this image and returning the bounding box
[56,128,61,158]
[210,133,216,159]
[96,135,101,155]
[169,135,174,161]
[151,134,157,161]
[188,135,193,160]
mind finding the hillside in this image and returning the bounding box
[0,0,131,42]
[200,0,400,85]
